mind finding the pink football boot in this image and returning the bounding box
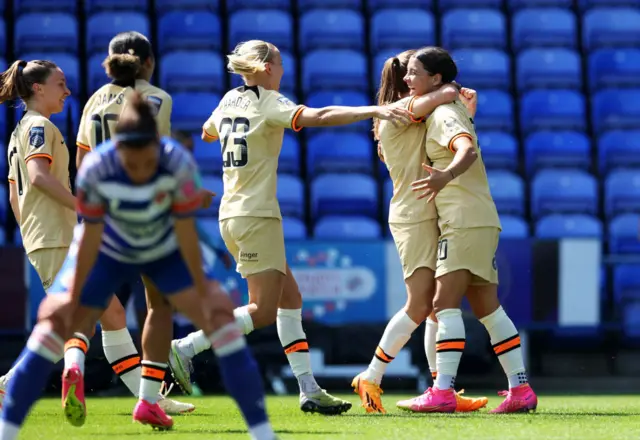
[396,387,457,413]
[62,363,86,427]
[490,384,538,414]
[133,399,174,431]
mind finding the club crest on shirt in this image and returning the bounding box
[277,95,295,108]
[147,96,163,116]
[29,126,45,148]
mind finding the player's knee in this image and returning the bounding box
[405,301,431,323]
[250,302,278,328]
[37,296,74,339]
[100,301,127,331]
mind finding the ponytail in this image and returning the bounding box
[374,49,415,139]
[227,40,275,80]
[102,53,142,85]
[0,59,56,105]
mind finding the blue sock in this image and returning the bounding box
[210,323,273,438]
[2,325,64,433]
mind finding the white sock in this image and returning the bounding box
[139,361,166,404]
[425,317,438,381]
[249,421,276,440]
[479,306,528,389]
[234,305,254,335]
[102,328,141,397]
[276,308,319,394]
[176,330,212,358]
[63,333,90,375]
[434,309,465,390]
[0,419,19,440]
[363,310,418,385]
[27,324,65,363]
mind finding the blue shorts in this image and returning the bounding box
[50,250,194,309]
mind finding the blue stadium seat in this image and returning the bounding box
[15,13,78,54]
[589,49,640,91]
[0,226,5,246]
[372,49,403,87]
[307,133,373,176]
[531,169,598,218]
[227,0,289,11]
[474,90,514,132]
[15,0,76,13]
[0,186,5,221]
[508,0,573,10]
[198,219,221,243]
[520,90,586,134]
[500,215,529,238]
[86,12,149,55]
[0,20,5,56]
[314,216,382,239]
[88,54,110,93]
[614,265,640,302]
[155,0,219,13]
[367,0,433,12]
[517,49,581,92]
[305,91,370,132]
[193,135,222,175]
[623,302,640,339]
[598,130,640,173]
[477,131,518,170]
[300,10,364,52]
[280,133,300,176]
[383,178,393,221]
[487,170,525,216]
[524,131,591,175]
[228,10,293,51]
[311,174,378,218]
[370,10,435,53]
[49,96,80,142]
[512,8,576,51]
[298,0,362,9]
[160,51,224,93]
[453,49,510,90]
[609,214,640,254]
[199,175,223,217]
[13,229,22,246]
[303,51,368,93]
[592,89,640,134]
[20,53,79,94]
[172,93,220,132]
[583,8,640,50]
[605,170,640,218]
[535,214,603,238]
[277,175,305,219]
[85,0,147,12]
[442,9,506,49]
[230,51,297,96]
[579,0,640,9]
[158,11,221,53]
[283,217,308,240]
[439,0,502,9]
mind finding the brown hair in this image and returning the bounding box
[0,59,58,105]
[114,91,158,149]
[374,49,415,139]
[103,31,153,85]
[414,46,458,84]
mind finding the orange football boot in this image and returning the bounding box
[351,373,386,414]
[455,389,489,412]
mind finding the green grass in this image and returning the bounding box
[19,394,640,440]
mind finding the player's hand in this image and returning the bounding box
[411,163,455,203]
[459,87,478,116]
[201,190,216,209]
[377,142,385,163]
[374,105,413,127]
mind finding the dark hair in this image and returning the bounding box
[114,91,158,149]
[103,31,153,85]
[374,49,415,139]
[0,60,58,105]
[414,46,458,84]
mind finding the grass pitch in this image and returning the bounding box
[19,394,640,439]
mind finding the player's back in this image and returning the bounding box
[77,80,172,151]
[378,96,436,224]
[77,138,199,263]
[425,101,500,229]
[7,111,76,253]
[204,85,304,221]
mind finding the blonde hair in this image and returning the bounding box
[227,40,275,79]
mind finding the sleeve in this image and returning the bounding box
[263,92,305,132]
[76,101,93,151]
[407,96,426,123]
[427,107,473,153]
[202,111,219,141]
[75,154,107,223]
[171,151,204,218]
[7,141,15,183]
[24,120,56,164]
[154,93,173,138]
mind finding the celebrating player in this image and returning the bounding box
[352,49,488,414]
[166,39,412,414]
[73,31,192,415]
[0,93,277,440]
[402,46,537,413]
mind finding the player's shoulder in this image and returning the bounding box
[160,137,195,171]
[22,111,54,128]
[139,82,172,103]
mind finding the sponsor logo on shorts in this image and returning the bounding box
[42,278,52,290]
[239,251,258,262]
[492,256,497,270]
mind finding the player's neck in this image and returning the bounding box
[26,102,51,119]
[245,79,273,91]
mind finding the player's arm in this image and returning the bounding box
[76,147,90,169]
[172,156,207,295]
[443,135,478,179]
[76,104,92,168]
[408,84,459,120]
[25,124,76,211]
[8,181,19,223]
[156,94,173,138]
[201,112,219,143]
[294,104,412,129]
